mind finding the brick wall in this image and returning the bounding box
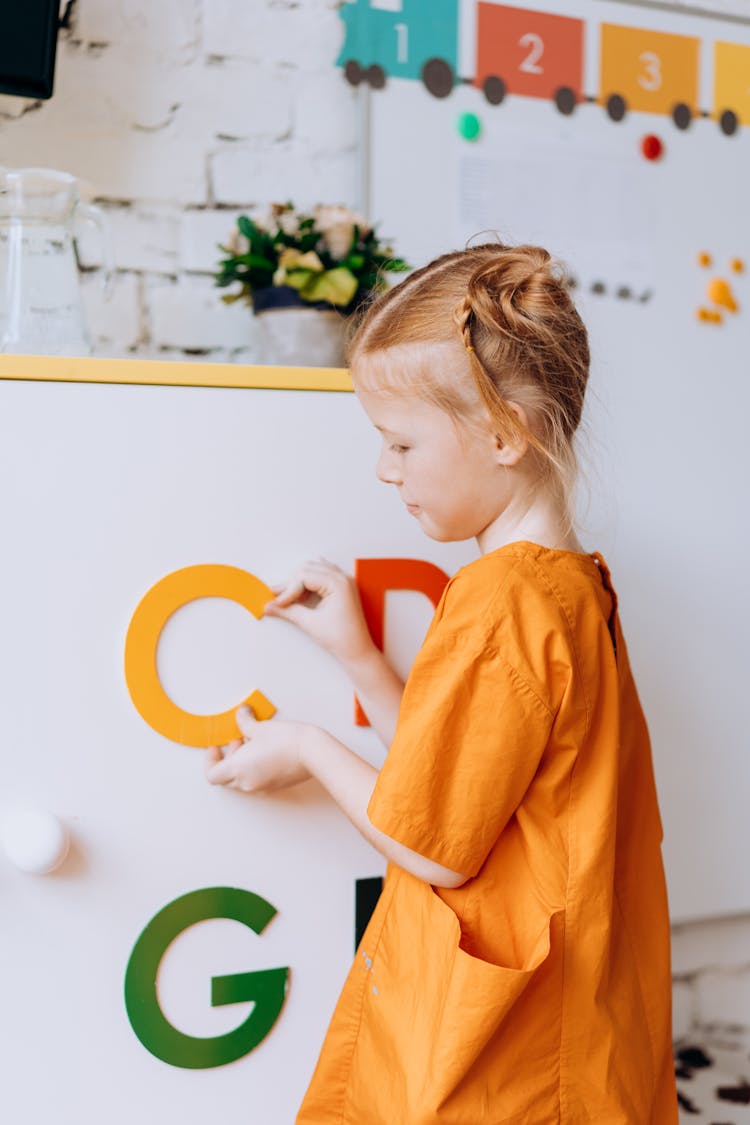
[0,0,359,360]
[672,915,750,1042]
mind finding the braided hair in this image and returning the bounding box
[347,243,590,521]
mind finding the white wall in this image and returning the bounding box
[0,0,747,1042]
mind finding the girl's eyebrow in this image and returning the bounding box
[374,424,407,439]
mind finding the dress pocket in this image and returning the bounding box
[353,868,562,1121]
[428,880,557,1066]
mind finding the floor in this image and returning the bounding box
[676,1027,750,1121]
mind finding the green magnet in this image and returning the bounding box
[457,111,482,142]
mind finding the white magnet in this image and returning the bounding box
[0,804,71,874]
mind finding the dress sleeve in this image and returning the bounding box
[366,576,555,879]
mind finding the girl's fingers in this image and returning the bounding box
[268,559,348,601]
[266,567,334,609]
[236,706,258,738]
[316,556,342,573]
[264,596,321,625]
[269,578,308,607]
[205,741,242,783]
[205,746,229,783]
[264,598,295,619]
[206,757,234,786]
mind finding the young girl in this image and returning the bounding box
[206,244,678,1123]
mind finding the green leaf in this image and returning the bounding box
[300,267,358,307]
[237,215,257,239]
[236,253,275,272]
[284,269,316,292]
[378,257,410,272]
[299,231,321,254]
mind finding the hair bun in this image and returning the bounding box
[465,245,562,339]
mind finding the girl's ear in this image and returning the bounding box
[494,401,529,467]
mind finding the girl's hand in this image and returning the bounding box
[205,705,313,794]
[263,557,373,667]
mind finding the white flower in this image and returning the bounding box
[225,228,250,256]
[314,204,370,237]
[309,205,367,261]
[278,210,301,236]
[323,222,356,260]
[268,202,299,236]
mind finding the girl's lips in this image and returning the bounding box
[406,503,419,513]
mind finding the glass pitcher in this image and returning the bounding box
[0,167,113,355]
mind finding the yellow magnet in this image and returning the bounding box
[707,277,738,312]
[125,564,276,748]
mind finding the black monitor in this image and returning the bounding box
[0,0,60,100]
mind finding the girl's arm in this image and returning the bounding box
[206,708,469,890]
[263,558,405,747]
[302,724,468,889]
[338,645,404,748]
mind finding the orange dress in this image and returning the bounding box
[297,542,678,1124]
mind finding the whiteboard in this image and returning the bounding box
[360,0,750,921]
[0,368,478,1124]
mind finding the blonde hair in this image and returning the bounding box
[346,243,590,535]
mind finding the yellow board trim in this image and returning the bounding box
[0,353,353,392]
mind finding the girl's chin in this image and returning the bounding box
[418,516,478,544]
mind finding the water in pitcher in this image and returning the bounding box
[0,167,112,355]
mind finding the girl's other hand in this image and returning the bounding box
[263,557,373,667]
[205,705,313,794]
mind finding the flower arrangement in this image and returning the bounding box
[214,202,410,314]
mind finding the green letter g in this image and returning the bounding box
[125,886,289,1069]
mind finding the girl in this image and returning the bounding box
[206,245,678,1123]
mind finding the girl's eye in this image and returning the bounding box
[390,444,410,454]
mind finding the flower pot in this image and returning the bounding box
[253,285,349,368]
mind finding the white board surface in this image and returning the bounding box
[363,0,750,921]
[0,374,476,1124]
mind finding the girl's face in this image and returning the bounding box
[354,381,515,544]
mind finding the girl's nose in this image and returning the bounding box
[376,447,402,485]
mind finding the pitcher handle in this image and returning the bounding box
[76,201,115,299]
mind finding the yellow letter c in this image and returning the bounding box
[124,565,276,748]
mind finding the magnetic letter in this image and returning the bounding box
[125,887,289,1069]
[353,558,449,726]
[125,564,276,748]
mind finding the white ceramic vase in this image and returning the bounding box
[255,306,349,368]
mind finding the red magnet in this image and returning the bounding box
[640,134,664,161]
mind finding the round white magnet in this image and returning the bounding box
[0,804,71,874]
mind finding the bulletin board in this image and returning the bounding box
[0,356,475,1124]
[340,0,750,920]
